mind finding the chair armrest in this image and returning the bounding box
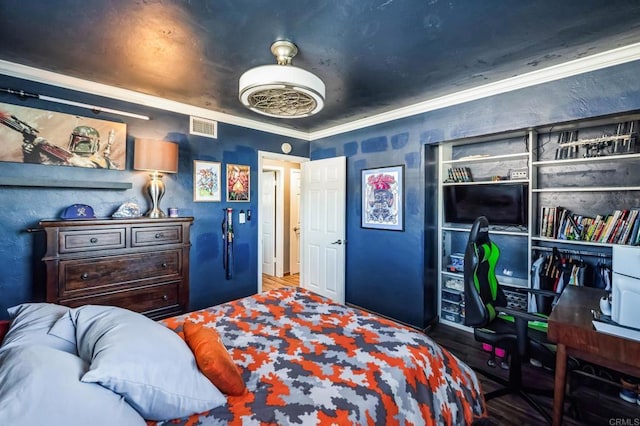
[496,306,548,323]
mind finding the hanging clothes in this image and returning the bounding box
[529,256,545,312]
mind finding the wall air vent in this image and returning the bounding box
[189,116,218,139]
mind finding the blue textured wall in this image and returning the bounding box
[0,74,308,319]
[310,60,640,328]
[2,60,640,327]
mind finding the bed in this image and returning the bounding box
[0,287,486,425]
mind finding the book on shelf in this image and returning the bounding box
[617,209,638,245]
[538,206,640,245]
[540,207,548,237]
[447,167,473,183]
[592,215,610,242]
[585,215,602,241]
[629,211,640,245]
[549,207,557,238]
[606,210,625,243]
[599,210,620,243]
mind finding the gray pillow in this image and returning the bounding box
[1,302,76,354]
[51,305,226,421]
[0,345,145,426]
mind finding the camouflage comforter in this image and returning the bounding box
[158,287,486,425]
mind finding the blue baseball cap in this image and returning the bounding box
[61,204,96,220]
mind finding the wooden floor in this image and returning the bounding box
[259,277,640,425]
[428,323,640,425]
[262,273,299,292]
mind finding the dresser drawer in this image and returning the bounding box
[132,225,183,246]
[62,282,180,314]
[59,250,181,297]
[59,228,126,253]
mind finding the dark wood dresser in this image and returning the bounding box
[39,217,193,320]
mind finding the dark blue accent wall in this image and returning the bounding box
[310,60,640,329]
[3,60,640,327]
[0,74,308,319]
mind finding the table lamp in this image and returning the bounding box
[134,138,179,218]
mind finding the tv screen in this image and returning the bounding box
[444,183,528,226]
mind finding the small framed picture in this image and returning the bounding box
[193,160,222,202]
[361,165,404,231]
[226,163,250,202]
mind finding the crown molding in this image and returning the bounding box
[2,42,640,143]
[0,59,311,141]
[308,42,640,140]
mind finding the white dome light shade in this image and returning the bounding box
[239,65,325,118]
[238,41,325,118]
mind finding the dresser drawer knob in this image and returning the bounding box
[162,295,168,301]
[80,273,89,280]
[90,238,98,243]
[154,233,163,239]
[161,262,168,268]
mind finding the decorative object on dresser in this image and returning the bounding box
[38,217,193,320]
[133,139,179,218]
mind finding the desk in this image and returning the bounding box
[548,286,640,426]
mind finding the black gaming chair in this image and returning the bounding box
[463,216,558,423]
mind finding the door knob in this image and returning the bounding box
[331,239,342,245]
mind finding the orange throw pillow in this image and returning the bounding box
[182,321,246,396]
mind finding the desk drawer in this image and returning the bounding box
[59,250,181,297]
[60,228,126,253]
[132,225,182,246]
[62,282,180,314]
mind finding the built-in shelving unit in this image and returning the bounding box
[438,112,640,330]
[437,130,534,330]
[435,111,640,330]
[531,114,640,260]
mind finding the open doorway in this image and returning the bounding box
[257,151,308,293]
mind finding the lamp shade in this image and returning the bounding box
[134,139,179,173]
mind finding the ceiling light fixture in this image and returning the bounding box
[239,40,325,119]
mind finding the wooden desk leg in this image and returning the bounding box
[553,343,567,426]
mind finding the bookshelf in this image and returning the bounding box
[530,113,640,303]
[436,110,640,329]
[532,114,640,250]
[437,130,534,330]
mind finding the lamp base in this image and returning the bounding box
[145,172,166,219]
[145,208,166,219]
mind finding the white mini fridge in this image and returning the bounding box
[612,246,640,329]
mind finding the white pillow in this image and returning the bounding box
[0,345,145,426]
[1,302,76,354]
[51,305,226,421]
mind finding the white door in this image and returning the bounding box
[261,170,276,276]
[301,156,346,304]
[290,169,301,275]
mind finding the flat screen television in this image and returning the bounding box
[443,183,528,227]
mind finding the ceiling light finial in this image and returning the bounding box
[238,40,325,119]
[271,40,298,65]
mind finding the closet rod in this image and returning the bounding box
[531,245,611,258]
